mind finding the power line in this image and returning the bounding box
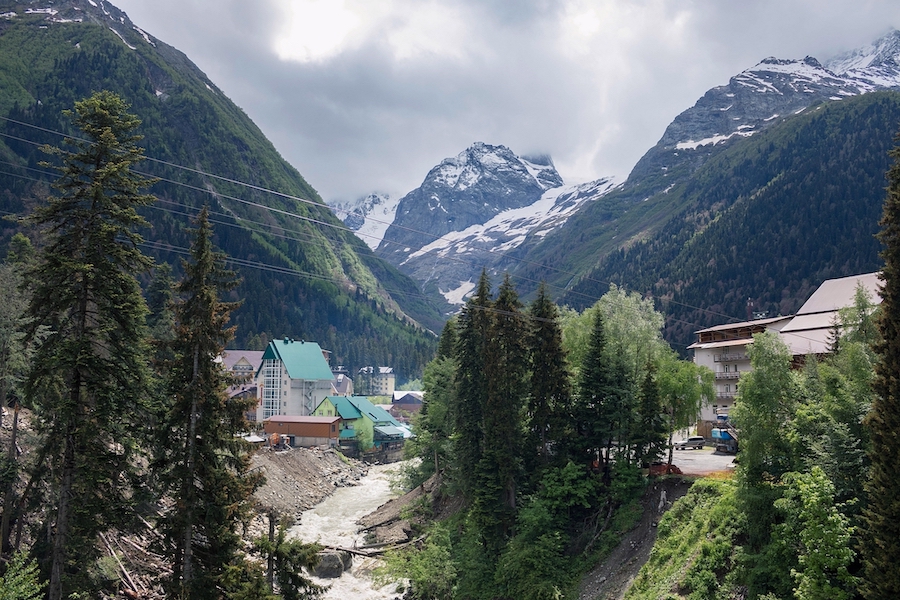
[0,113,754,330]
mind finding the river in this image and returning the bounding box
[289,461,406,599]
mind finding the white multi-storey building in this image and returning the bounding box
[689,316,793,423]
[255,339,336,421]
[690,272,881,429]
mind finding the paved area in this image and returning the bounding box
[669,446,736,475]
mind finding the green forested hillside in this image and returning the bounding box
[0,2,439,380]
[560,92,897,348]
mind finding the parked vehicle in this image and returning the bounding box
[674,435,706,450]
[712,415,739,453]
[712,427,738,453]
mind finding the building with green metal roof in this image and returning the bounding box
[314,395,403,451]
[255,339,336,420]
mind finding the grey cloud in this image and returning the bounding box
[114,0,900,203]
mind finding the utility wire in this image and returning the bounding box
[0,114,775,329]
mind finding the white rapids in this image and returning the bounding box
[288,461,405,599]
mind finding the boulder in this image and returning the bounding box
[314,551,349,578]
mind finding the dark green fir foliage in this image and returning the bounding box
[436,317,458,360]
[0,258,32,556]
[473,274,529,545]
[156,206,262,599]
[22,91,154,600]
[524,282,571,476]
[574,309,628,481]
[146,262,176,344]
[253,516,324,600]
[863,137,900,599]
[632,361,667,468]
[452,271,492,498]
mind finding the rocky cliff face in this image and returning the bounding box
[629,29,900,184]
[369,142,606,306]
[378,142,563,261]
[330,192,399,250]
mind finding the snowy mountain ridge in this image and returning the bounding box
[336,30,900,309]
[330,193,399,251]
[407,176,617,306]
[659,30,900,157]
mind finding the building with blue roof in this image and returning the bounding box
[255,339,336,420]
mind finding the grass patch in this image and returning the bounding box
[625,477,742,600]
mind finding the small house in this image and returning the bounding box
[263,415,340,448]
[313,395,404,452]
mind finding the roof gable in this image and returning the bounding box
[325,396,363,420]
[222,350,264,372]
[796,272,881,315]
[347,396,401,426]
[260,339,334,381]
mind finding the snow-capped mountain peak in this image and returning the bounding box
[343,142,615,307]
[825,28,900,74]
[642,32,900,175]
[428,142,563,194]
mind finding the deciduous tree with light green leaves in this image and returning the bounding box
[774,467,857,600]
[0,550,44,600]
[656,350,714,470]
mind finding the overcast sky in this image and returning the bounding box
[112,0,900,203]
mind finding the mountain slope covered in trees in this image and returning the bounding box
[561,91,896,348]
[0,0,440,380]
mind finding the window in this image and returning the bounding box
[261,359,282,419]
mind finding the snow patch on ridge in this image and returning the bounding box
[676,130,755,150]
[108,27,136,50]
[404,177,617,287]
[441,280,476,305]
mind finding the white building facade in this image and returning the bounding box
[256,339,336,421]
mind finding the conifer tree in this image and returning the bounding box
[436,317,458,360]
[862,138,900,599]
[525,282,571,474]
[452,271,492,498]
[473,274,528,544]
[147,262,176,343]
[0,260,33,557]
[23,91,155,600]
[573,309,624,481]
[632,361,667,468]
[156,206,262,598]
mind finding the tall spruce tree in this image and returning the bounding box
[453,271,492,498]
[525,282,571,475]
[0,260,32,556]
[574,309,626,481]
[473,274,528,545]
[632,361,667,468]
[863,138,900,599]
[22,91,155,600]
[156,206,262,598]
